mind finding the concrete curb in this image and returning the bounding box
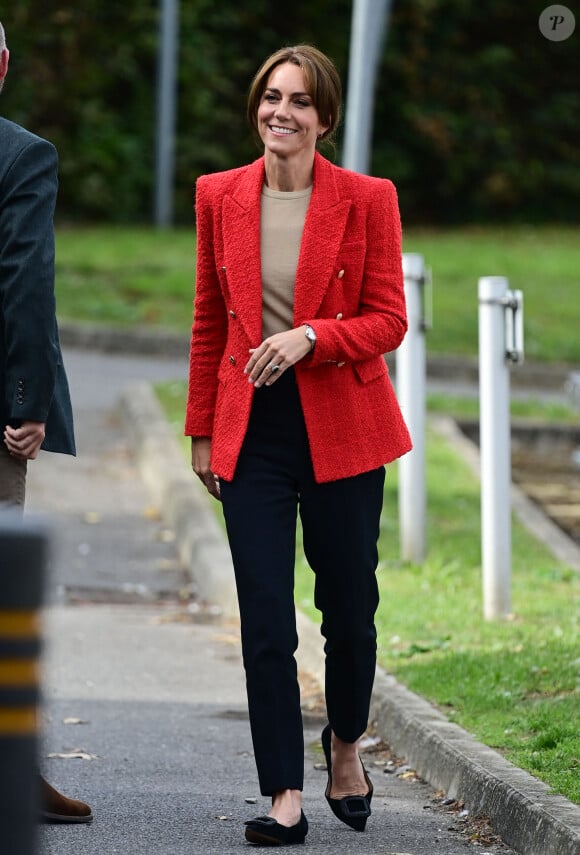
[370,669,580,855]
[118,382,238,616]
[118,381,580,855]
[60,322,190,359]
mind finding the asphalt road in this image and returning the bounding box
[25,347,516,854]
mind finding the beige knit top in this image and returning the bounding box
[260,184,312,339]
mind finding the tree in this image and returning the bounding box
[2,1,577,223]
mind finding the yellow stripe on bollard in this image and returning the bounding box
[0,707,37,736]
[0,660,39,687]
[0,610,40,639]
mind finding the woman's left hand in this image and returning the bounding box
[244,326,312,388]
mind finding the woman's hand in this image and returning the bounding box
[3,421,46,460]
[244,326,312,388]
[191,437,221,500]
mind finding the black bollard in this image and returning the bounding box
[0,512,48,855]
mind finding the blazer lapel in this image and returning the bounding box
[221,158,265,345]
[294,153,352,323]
[220,154,352,342]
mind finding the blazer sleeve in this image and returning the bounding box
[308,178,408,366]
[184,176,228,437]
[0,136,61,423]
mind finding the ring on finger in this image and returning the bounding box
[269,363,281,373]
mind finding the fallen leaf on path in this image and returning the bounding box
[156,558,181,571]
[143,506,162,520]
[47,750,97,760]
[359,735,381,750]
[213,632,242,645]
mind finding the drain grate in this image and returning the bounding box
[60,584,197,606]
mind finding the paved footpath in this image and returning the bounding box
[25,347,520,854]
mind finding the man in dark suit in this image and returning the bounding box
[0,21,92,823]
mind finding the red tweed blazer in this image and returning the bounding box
[185,152,412,483]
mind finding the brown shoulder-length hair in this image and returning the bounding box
[247,45,342,145]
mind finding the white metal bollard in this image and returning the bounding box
[397,253,429,563]
[478,277,524,619]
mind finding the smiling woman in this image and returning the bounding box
[184,44,411,847]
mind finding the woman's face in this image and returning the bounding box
[257,62,328,161]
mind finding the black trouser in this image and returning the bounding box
[220,369,385,796]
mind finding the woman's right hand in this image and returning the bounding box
[191,437,221,500]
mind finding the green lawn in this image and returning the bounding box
[55,224,580,364]
[156,380,579,805]
[403,226,580,363]
[427,391,579,424]
[55,226,196,334]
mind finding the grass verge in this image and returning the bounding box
[156,380,579,805]
[427,391,579,424]
[55,225,580,364]
[55,226,195,334]
[403,225,580,363]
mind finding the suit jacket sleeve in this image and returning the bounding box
[0,136,60,423]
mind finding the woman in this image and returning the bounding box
[185,44,411,846]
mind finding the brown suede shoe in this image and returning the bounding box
[40,775,93,823]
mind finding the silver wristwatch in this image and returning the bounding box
[304,324,316,351]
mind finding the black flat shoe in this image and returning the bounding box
[244,810,308,846]
[321,724,373,832]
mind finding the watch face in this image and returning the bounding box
[306,326,316,342]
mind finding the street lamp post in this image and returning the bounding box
[342,0,392,175]
[154,0,179,227]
